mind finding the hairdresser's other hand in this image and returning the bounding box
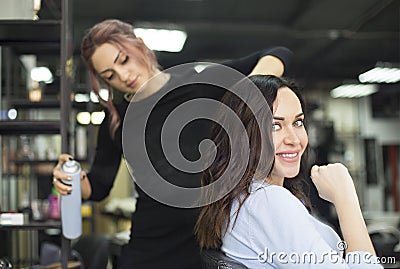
[310,163,357,205]
[52,154,74,195]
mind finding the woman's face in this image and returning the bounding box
[269,86,308,184]
[91,43,154,94]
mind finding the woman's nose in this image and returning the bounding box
[283,127,300,145]
[116,68,129,82]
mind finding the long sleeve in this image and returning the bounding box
[87,112,122,201]
[222,46,293,75]
[222,184,383,268]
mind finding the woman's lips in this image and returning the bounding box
[276,151,300,163]
[128,77,138,88]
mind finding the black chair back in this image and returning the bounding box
[72,234,110,269]
[201,249,248,269]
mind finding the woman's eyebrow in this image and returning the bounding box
[113,51,121,63]
[273,116,284,121]
[273,113,304,121]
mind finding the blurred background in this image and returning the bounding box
[0,0,399,268]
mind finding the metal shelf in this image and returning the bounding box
[10,159,59,165]
[7,99,92,110]
[0,1,74,268]
[0,220,61,231]
[0,120,60,135]
[7,99,60,109]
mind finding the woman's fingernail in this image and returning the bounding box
[67,187,72,192]
[67,177,72,180]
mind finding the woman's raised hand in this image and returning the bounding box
[310,163,357,205]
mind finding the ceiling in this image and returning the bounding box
[0,0,399,92]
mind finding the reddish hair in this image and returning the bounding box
[81,19,159,139]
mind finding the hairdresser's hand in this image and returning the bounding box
[310,163,357,205]
[52,154,87,196]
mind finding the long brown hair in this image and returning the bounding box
[195,75,311,249]
[81,19,159,139]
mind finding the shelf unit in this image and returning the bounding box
[0,0,73,268]
[0,120,60,135]
[0,220,61,231]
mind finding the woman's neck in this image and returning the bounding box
[265,173,284,186]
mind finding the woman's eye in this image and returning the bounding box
[106,74,114,80]
[121,55,129,64]
[293,119,304,127]
[272,123,281,131]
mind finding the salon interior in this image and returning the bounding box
[0,0,399,268]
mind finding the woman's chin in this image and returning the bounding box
[282,169,300,179]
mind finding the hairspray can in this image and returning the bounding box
[60,160,82,239]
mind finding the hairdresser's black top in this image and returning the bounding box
[87,47,292,269]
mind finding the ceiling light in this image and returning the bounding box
[74,93,90,103]
[134,28,187,52]
[359,67,400,84]
[330,84,378,98]
[29,88,42,102]
[76,112,91,125]
[90,89,109,103]
[0,0,39,20]
[7,109,17,120]
[31,66,53,84]
[91,111,105,125]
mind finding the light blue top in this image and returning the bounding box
[221,180,383,268]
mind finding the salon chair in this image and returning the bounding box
[39,242,83,268]
[368,224,400,266]
[201,249,249,269]
[72,233,111,269]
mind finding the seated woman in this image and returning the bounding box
[196,75,382,268]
